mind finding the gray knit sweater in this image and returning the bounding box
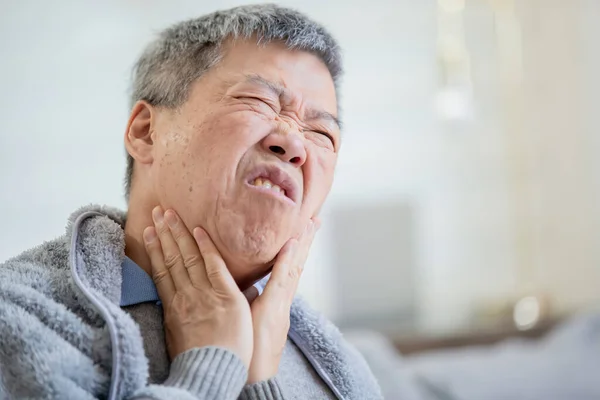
[0,205,382,400]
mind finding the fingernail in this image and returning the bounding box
[152,206,164,224]
[143,227,156,243]
[165,210,177,229]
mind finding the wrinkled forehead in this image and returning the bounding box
[217,37,340,119]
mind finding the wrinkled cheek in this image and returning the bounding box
[153,149,195,215]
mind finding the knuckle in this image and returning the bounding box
[287,264,303,281]
[157,223,171,235]
[273,278,287,292]
[171,226,187,240]
[152,269,170,285]
[183,253,201,268]
[164,253,182,269]
[206,267,223,281]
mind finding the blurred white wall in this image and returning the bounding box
[1,0,599,331]
[512,0,600,314]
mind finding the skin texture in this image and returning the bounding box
[124,38,340,290]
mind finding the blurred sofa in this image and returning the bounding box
[344,311,600,400]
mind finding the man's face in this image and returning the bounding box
[145,39,339,284]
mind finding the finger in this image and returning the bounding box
[163,209,209,288]
[261,239,300,304]
[143,226,176,304]
[152,206,191,291]
[193,227,238,293]
[263,220,318,303]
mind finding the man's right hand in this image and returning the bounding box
[143,206,254,368]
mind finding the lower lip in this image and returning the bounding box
[245,182,296,206]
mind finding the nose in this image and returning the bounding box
[261,129,307,167]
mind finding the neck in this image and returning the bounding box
[124,192,156,278]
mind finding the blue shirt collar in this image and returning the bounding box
[120,256,160,306]
[120,256,270,307]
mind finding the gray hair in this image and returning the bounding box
[124,3,343,197]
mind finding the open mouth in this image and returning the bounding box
[250,177,287,196]
[246,164,299,205]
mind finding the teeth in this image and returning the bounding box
[252,178,285,196]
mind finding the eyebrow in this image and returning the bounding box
[244,74,285,97]
[242,74,342,130]
[305,109,342,130]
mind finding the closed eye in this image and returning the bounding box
[308,129,336,150]
[247,96,267,103]
[243,97,277,111]
[314,130,335,144]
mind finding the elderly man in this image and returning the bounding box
[0,4,382,400]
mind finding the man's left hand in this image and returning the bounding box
[245,218,320,384]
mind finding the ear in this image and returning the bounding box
[124,101,155,166]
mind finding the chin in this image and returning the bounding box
[221,244,277,289]
[233,228,281,263]
[211,202,297,274]
[215,223,284,280]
